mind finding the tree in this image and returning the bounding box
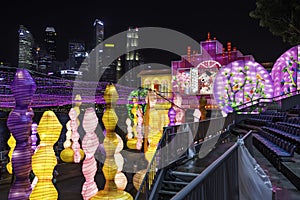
[250,0,300,45]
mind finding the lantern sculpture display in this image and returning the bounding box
[81,107,99,200]
[213,60,274,114]
[60,120,72,162]
[92,83,133,200]
[271,45,300,97]
[114,134,127,191]
[70,108,82,163]
[168,104,176,126]
[60,108,84,163]
[147,91,161,146]
[126,118,133,139]
[6,133,16,174]
[136,106,144,150]
[30,111,62,200]
[173,93,185,124]
[133,92,160,191]
[126,98,139,149]
[126,88,148,150]
[31,123,38,152]
[7,69,36,200]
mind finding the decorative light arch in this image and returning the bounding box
[271,45,300,97]
[213,60,274,113]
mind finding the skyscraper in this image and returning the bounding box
[124,27,142,87]
[45,27,57,61]
[68,41,87,70]
[94,19,104,80]
[100,43,117,83]
[94,19,104,46]
[18,25,35,70]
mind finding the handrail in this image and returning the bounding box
[134,115,234,199]
[171,131,252,200]
[134,127,168,200]
[232,90,300,112]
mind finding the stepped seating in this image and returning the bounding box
[261,122,300,152]
[277,117,300,129]
[253,131,296,158]
[288,104,300,116]
[253,130,296,169]
[244,111,288,126]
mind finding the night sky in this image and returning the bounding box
[0,0,293,66]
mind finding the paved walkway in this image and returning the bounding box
[252,145,300,200]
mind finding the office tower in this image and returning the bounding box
[100,43,117,83]
[68,41,87,70]
[93,19,104,80]
[45,27,57,61]
[124,27,142,87]
[18,25,35,70]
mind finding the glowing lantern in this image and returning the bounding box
[7,69,36,200]
[60,109,84,163]
[6,133,16,174]
[81,107,99,200]
[91,83,133,200]
[30,110,62,200]
[115,172,128,191]
[133,169,147,191]
[70,108,81,163]
[168,105,176,126]
[31,123,38,152]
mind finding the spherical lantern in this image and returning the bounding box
[115,172,128,190]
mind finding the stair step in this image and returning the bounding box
[170,171,200,177]
[158,189,178,196]
[162,180,189,186]
[169,171,200,182]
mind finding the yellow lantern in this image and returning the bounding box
[30,111,62,200]
[6,133,16,174]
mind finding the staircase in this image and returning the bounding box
[158,170,199,200]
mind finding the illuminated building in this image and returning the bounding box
[124,27,143,88]
[66,41,88,79]
[45,27,57,61]
[18,25,35,70]
[68,41,87,70]
[94,19,104,80]
[100,43,118,83]
[137,68,172,95]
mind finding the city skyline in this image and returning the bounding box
[0,0,293,66]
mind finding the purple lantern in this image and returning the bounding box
[168,105,176,126]
[7,69,36,200]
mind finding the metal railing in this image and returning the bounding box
[171,131,253,200]
[232,90,300,113]
[134,114,235,200]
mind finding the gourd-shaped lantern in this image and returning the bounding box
[91,83,133,200]
[7,69,36,200]
[30,111,62,200]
